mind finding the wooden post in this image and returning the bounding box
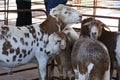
[93,0,97,16]
[4,0,6,25]
[4,0,9,25]
[6,0,9,25]
[76,0,81,10]
[118,18,120,31]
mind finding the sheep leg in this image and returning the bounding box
[110,66,114,80]
[66,70,75,80]
[36,54,48,80]
[117,69,120,80]
[55,56,64,80]
[103,65,110,80]
[47,59,54,80]
[58,65,64,80]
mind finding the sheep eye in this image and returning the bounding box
[55,40,61,45]
[64,11,67,14]
[54,14,57,17]
[57,40,61,42]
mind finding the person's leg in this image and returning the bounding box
[45,0,67,14]
[16,1,23,26]
[24,1,32,25]
[16,1,32,26]
[44,1,49,14]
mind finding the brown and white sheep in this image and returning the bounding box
[71,36,111,80]
[0,4,82,80]
[45,25,79,80]
[80,17,120,79]
[46,32,75,80]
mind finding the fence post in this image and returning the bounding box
[93,0,98,16]
[76,0,81,10]
[118,18,120,31]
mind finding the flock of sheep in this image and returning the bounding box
[0,4,120,80]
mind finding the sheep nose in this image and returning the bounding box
[92,32,97,35]
[80,15,82,19]
[46,51,51,55]
[79,15,82,21]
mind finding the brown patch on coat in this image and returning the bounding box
[19,54,23,58]
[40,48,43,51]
[6,59,10,62]
[13,55,16,62]
[0,26,10,39]
[81,17,94,26]
[31,41,34,46]
[24,33,29,38]
[28,48,33,55]
[25,42,28,46]
[13,37,17,43]
[10,48,14,53]
[22,49,27,55]
[20,38,24,45]
[27,26,36,39]
[16,47,20,55]
[2,41,12,56]
[40,15,65,35]
[1,26,9,33]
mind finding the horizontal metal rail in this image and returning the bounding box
[0,9,47,25]
[67,4,120,31]
[67,4,120,10]
[82,14,120,31]
[0,66,37,76]
[0,9,47,15]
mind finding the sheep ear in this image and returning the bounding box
[82,21,91,27]
[50,9,59,21]
[101,23,111,31]
[50,4,64,16]
[60,40,66,50]
[54,4,64,10]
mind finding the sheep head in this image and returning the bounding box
[81,18,110,39]
[46,32,69,56]
[50,4,82,25]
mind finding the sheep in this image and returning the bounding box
[0,4,82,80]
[45,25,79,80]
[45,26,79,80]
[49,4,82,27]
[80,17,120,80]
[71,35,111,80]
[45,32,75,80]
[45,4,82,79]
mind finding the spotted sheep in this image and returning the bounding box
[71,35,111,80]
[80,17,120,80]
[0,4,82,80]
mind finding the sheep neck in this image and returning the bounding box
[40,15,65,35]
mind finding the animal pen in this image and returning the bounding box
[0,0,120,80]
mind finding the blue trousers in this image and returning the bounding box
[44,0,67,14]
